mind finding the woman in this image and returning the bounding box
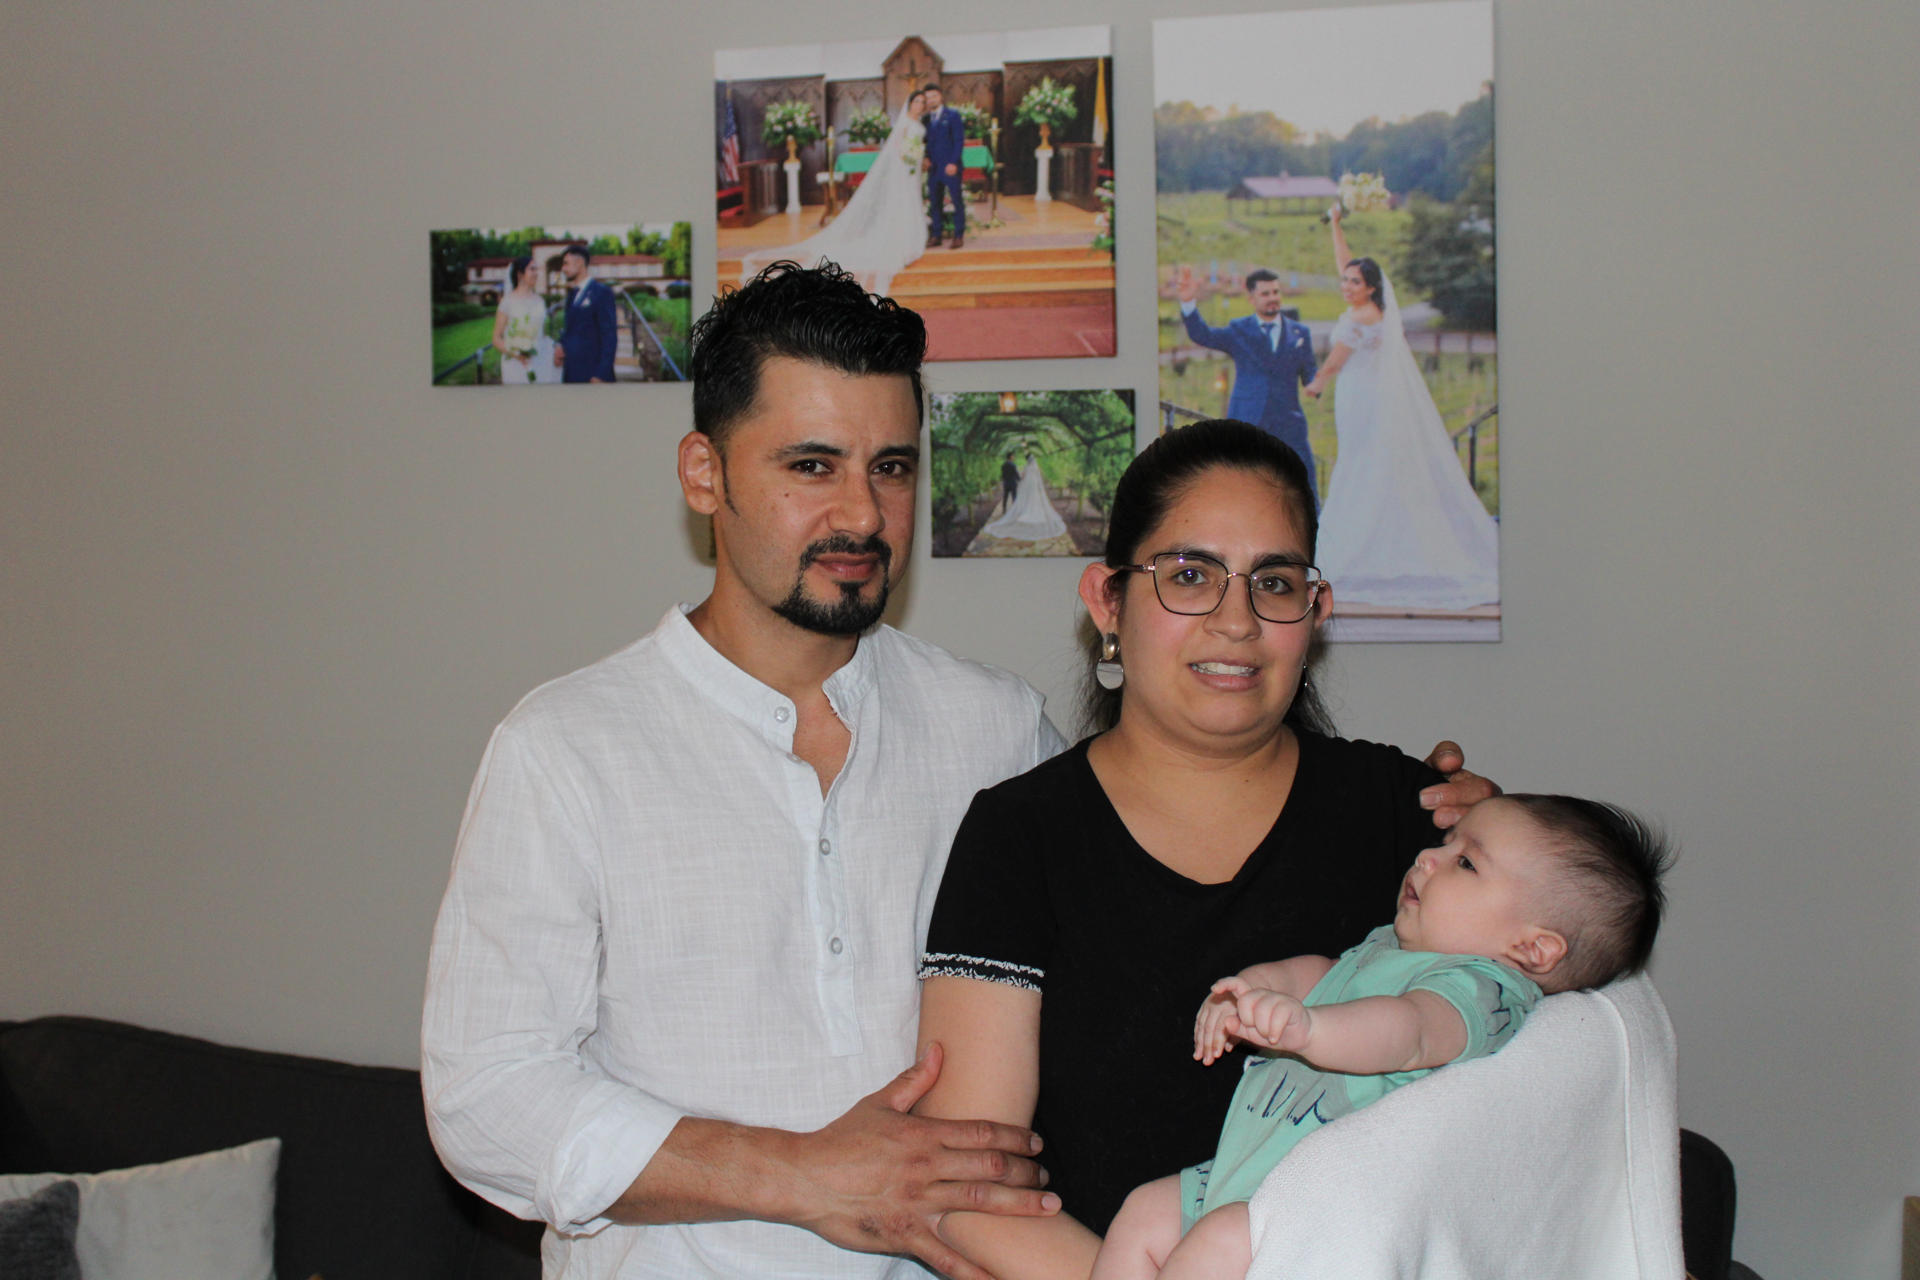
[914,421,1489,1279]
[490,255,551,385]
[741,90,932,297]
[1302,207,1499,609]
[982,449,1070,542]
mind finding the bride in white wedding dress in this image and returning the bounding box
[742,91,931,298]
[982,451,1068,542]
[1303,205,1499,610]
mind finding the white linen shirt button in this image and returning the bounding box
[773,707,790,723]
[829,937,844,955]
[819,838,832,856]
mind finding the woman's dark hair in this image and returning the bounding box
[1346,256,1384,308]
[1081,419,1333,737]
[508,255,533,288]
[689,260,926,446]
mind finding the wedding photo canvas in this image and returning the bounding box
[714,27,1115,362]
[930,389,1136,558]
[429,222,691,386]
[1155,1,1500,641]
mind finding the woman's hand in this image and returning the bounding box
[1328,203,1344,225]
[1303,375,1326,400]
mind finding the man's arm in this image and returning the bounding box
[606,1043,1058,1280]
[1420,739,1499,829]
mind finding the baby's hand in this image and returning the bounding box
[1230,987,1313,1053]
[1193,977,1251,1065]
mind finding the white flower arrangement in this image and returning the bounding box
[902,131,925,173]
[1336,171,1392,214]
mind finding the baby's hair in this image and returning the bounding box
[1504,794,1672,992]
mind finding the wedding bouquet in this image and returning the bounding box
[1324,171,1392,221]
[901,129,925,173]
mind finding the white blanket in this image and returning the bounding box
[1246,972,1682,1280]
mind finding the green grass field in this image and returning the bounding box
[1156,191,1411,285]
[432,317,498,385]
[1158,351,1500,517]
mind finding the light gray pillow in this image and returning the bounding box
[0,1137,277,1280]
[0,1179,83,1280]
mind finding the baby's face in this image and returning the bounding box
[1394,798,1553,962]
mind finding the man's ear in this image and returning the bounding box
[1506,927,1568,984]
[1078,561,1122,634]
[679,430,722,516]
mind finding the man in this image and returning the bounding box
[999,451,1020,515]
[423,263,1491,1278]
[424,263,1063,1280]
[922,85,966,250]
[554,244,618,384]
[1176,263,1320,501]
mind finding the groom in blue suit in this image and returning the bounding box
[921,85,966,249]
[555,244,619,384]
[1177,264,1320,501]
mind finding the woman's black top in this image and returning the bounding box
[921,730,1442,1233]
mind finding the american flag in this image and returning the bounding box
[719,94,741,186]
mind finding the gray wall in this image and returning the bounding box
[3,1,1913,1276]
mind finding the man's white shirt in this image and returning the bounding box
[423,605,1064,1277]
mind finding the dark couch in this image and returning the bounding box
[0,1016,541,1280]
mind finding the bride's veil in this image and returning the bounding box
[1374,269,1451,446]
[741,103,927,297]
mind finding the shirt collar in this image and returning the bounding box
[654,604,878,749]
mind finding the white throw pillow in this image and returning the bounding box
[0,1137,277,1280]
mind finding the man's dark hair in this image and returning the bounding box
[562,244,590,264]
[1245,268,1280,291]
[689,260,927,445]
[1506,794,1673,992]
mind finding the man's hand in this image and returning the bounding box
[789,1042,1058,1280]
[1175,263,1199,305]
[552,345,565,368]
[944,162,958,177]
[1419,740,1499,829]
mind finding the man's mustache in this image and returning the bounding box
[802,534,892,569]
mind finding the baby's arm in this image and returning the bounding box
[1250,988,1469,1075]
[1194,955,1333,1065]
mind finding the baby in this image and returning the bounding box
[1091,793,1671,1280]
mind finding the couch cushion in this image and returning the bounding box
[0,1017,540,1280]
[0,1179,82,1280]
[0,1139,277,1280]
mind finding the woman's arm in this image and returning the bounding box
[917,976,1103,1280]
[1303,343,1352,398]
[490,304,511,354]
[1329,203,1354,272]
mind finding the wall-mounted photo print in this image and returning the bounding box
[715,27,1115,361]
[931,389,1136,557]
[429,223,691,385]
[1155,2,1498,641]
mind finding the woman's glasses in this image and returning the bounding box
[1121,552,1325,624]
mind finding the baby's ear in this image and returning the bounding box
[1507,927,1567,984]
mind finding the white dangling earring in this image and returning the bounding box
[1095,632,1125,691]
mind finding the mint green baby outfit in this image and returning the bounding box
[1180,925,1541,1231]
